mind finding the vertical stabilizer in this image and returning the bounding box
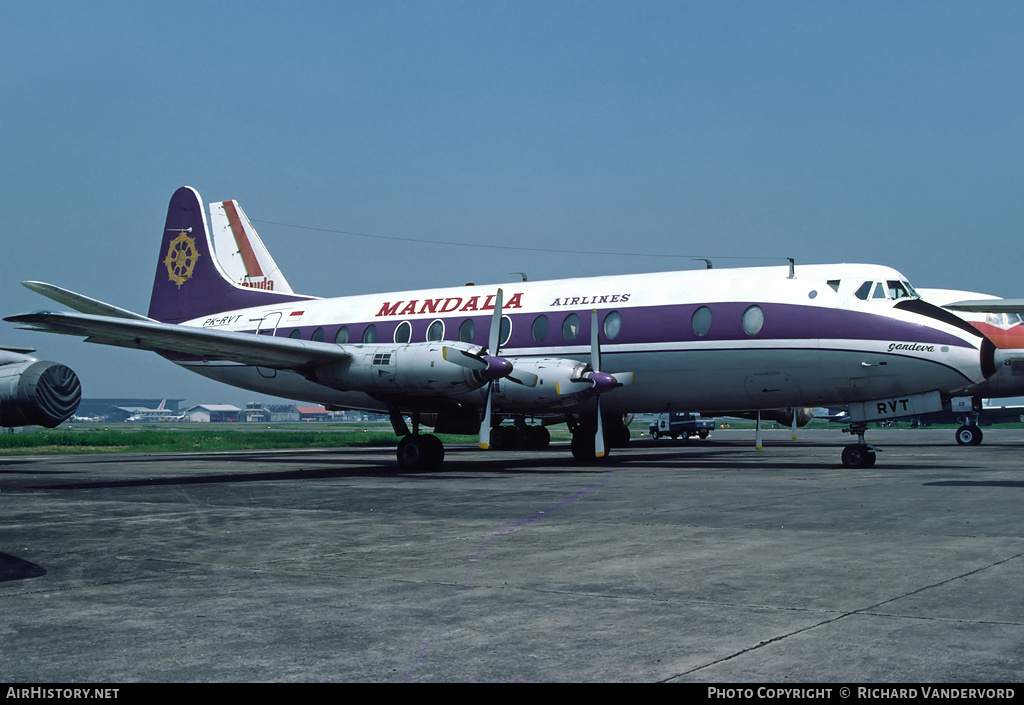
[148,187,313,324]
[209,199,296,294]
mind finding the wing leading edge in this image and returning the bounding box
[5,309,351,370]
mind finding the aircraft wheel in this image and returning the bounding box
[421,434,445,465]
[698,430,709,439]
[521,425,550,450]
[397,434,444,472]
[613,424,631,447]
[571,432,609,462]
[841,444,876,469]
[490,425,518,450]
[955,425,983,446]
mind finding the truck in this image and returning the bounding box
[649,412,715,440]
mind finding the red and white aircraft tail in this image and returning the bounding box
[209,199,297,295]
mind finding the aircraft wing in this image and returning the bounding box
[22,281,154,321]
[944,298,1024,313]
[4,310,351,369]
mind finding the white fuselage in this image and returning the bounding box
[170,263,989,416]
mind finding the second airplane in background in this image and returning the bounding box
[7,186,997,470]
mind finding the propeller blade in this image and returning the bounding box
[591,309,606,457]
[487,288,504,355]
[479,382,493,449]
[442,345,513,379]
[507,370,539,387]
[479,288,504,450]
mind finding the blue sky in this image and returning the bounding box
[2,1,1023,406]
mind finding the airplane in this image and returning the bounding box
[122,399,188,422]
[0,345,81,427]
[904,287,1024,445]
[4,186,998,470]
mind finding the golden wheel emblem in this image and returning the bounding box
[164,232,200,287]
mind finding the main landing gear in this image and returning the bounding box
[390,407,445,473]
[841,422,877,469]
[487,418,552,451]
[397,433,444,472]
[567,413,631,463]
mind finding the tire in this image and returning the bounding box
[520,425,550,450]
[955,425,983,446]
[841,444,876,469]
[397,434,444,472]
[490,425,518,450]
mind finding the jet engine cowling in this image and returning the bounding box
[0,360,82,428]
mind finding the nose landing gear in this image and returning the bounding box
[841,422,877,468]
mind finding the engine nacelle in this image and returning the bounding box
[312,342,492,397]
[717,407,816,427]
[493,357,594,410]
[0,360,82,428]
[765,407,815,427]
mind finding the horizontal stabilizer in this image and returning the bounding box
[0,344,36,354]
[23,281,153,321]
[945,298,1024,314]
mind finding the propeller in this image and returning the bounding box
[442,345,512,380]
[592,309,606,458]
[588,309,634,458]
[478,289,505,450]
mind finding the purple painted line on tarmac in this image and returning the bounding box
[404,470,615,682]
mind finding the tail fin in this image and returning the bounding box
[209,199,297,294]
[148,186,315,323]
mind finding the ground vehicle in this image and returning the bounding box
[649,413,714,440]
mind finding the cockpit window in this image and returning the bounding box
[986,312,1024,329]
[855,279,920,302]
[827,280,840,293]
[887,281,910,300]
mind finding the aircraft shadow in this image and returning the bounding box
[925,480,1024,488]
[0,552,46,582]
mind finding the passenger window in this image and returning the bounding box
[362,325,377,343]
[458,319,474,343]
[562,313,580,342]
[427,319,444,342]
[531,315,549,342]
[692,306,712,336]
[394,321,412,343]
[335,326,349,344]
[603,311,622,340]
[742,305,764,336]
[311,327,324,342]
[289,329,302,339]
[500,316,512,346]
